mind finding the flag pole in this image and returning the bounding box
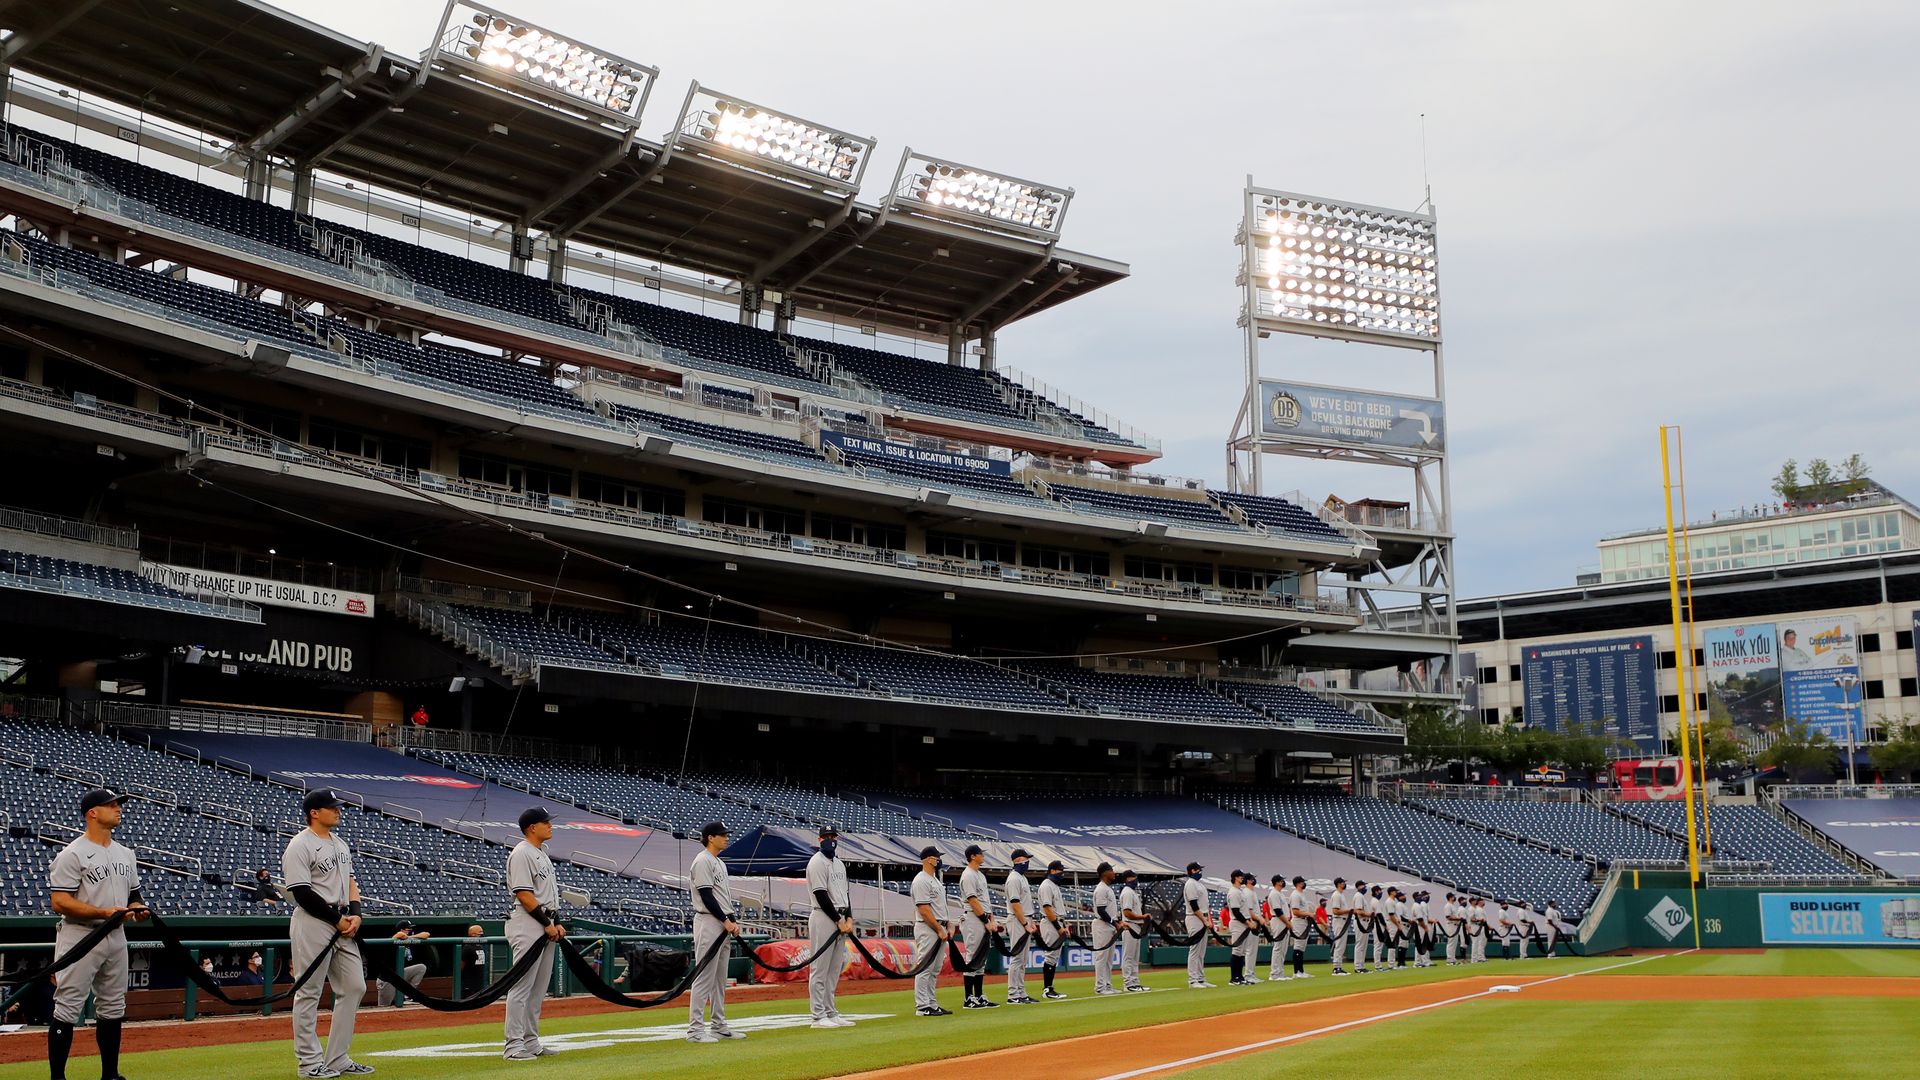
[1660,426,1704,946]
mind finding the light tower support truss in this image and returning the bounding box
[1226,181,1457,698]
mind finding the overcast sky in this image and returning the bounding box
[281,0,1918,597]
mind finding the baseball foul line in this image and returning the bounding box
[1093,951,1694,1080]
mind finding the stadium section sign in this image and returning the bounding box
[1258,380,1445,453]
[1759,893,1920,945]
[1777,616,1862,740]
[820,431,1010,476]
[1521,635,1659,749]
[1787,801,1920,878]
[141,562,374,618]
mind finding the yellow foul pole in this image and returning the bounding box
[1660,426,1704,947]
[1674,429,1714,858]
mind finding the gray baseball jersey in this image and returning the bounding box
[910,870,949,921]
[1267,886,1287,919]
[1035,877,1064,919]
[805,851,848,912]
[1181,877,1208,923]
[282,828,354,906]
[690,850,733,920]
[1119,883,1142,919]
[1004,870,1033,915]
[959,867,992,919]
[507,840,558,907]
[1092,881,1116,923]
[48,836,140,919]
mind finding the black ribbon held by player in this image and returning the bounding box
[145,909,344,1009]
[361,930,553,1011]
[0,910,131,1015]
[746,927,846,974]
[846,933,947,980]
[556,928,732,1009]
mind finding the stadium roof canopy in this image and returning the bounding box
[0,0,1127,337]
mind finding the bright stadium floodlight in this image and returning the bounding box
[1244,189,1439,346]
[433,1,658,123]
[888,150,1071,239]
[676,83,874,193]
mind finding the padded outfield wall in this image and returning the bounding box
[1580,871,1920,951]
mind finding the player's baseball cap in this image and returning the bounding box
[1046,859,1065,872]
[1293,876,1306,885]
[918,846,942,860]
[79,788,127,815]
[964,844,984,859]
[701,821,730,841]
[1120,869,1137,880]
[302,789,344,814]
[818,825,839,839]
[1096,861,1113,874]
[395,919,415,931]
[1334,877,1346,886]
[1009,848,1032,861]
[518,806,552,832]
[1271,874,1284,884]
[1187,860,1204,872]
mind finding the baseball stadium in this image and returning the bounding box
[0,2,1914,1078]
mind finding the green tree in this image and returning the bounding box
[1770,459,1801,499]
[1868,717,1920,782]
[1557,720,1628,779]
[1397,698,1462,775]
[1760,716,1835,781]
[1841,453,1871,483]
[1694,715,1747,768]
[1805,457,1834,487]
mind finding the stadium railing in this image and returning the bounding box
[81,700,373,743]
[0,503,138,550]
[1770,784,1920,800]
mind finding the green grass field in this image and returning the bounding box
[6,951,1915,1080]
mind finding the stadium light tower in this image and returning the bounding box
[430,1,659,125]
[1226,181,1456,689]
[674,83,875,195]
[883,149,1072,241]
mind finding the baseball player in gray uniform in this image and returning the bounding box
[47,788,145,1080]
[1467,898,1488,963]
[1117,869,1149,992]
[1035,860,1068,1000]
[909,846,952,1016]
[689,822,743,1042]
[1182,862,1212,988]
[504,806,564,1060]
[1285,876,1314,979]
[1231,872,1263,986]
[1442,892,1462,965]
[1350,880,1373,973]
[1368,886,1391,971]
[1542,900,1565,957]
[1327,877,1352,976]
[957,845,1001,1010]
[1089,863,1119,996]
[805,826,854,1028]
[283,789,370,1078]
[1002,849,1038,1004]
[1264,875,1291,982]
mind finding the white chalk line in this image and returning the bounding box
[1093,951,1695,1080]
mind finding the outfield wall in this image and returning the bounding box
[1580,871,1920,950]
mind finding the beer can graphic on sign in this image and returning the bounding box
[1903,898,1920,940]
[1884,902,1903,940]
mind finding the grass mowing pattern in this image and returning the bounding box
[1172,998,1920,1080]
[1595,949,1920,978]
[0,957,1621,1080]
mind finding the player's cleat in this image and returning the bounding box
[962,997,989,1009]
[917,1005,953,1017]
[338,1065,376,1075]
[829,1016,856,1027]
[1095,987,1121,995]
[1007,994,1038,1004]
[1295,971,1314,979]
[1189,980,1216,988]
[1267,973,1292,982]
[505,1052,542,1062]
[686,1031,718,1044]
[1124,984,1150,992]
[1331,967,1350,976]
[711,1029,745,1040]
[298,1070,342,1079]
[977,996,1001,1007]
[811,1018,842,1029]
[1043,988,1067,1000]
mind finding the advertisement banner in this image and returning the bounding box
[1460,651,1479,709]
[1521,636,1660,749]
[1701,623,1781,745]
[140,562,374,618]
[1778,799,1920,878]
[1760,893,1920,945]
[820,431,1010,477]
[1777,616,1862,741]
[1258,380,1445,453]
